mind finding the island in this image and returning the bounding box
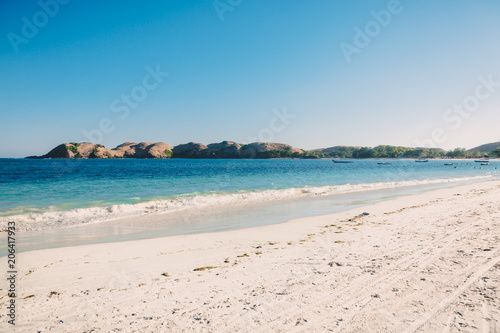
[26,141,500,159]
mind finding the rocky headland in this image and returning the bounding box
[28,141,305,159]
[26,141,500,159]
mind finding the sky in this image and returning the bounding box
[1,0,500,157]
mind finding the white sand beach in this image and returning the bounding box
[1,180,499,332]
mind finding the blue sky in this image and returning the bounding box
[1,0,500,157]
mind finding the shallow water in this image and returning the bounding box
[1,156,498,255]
[1,158,498,217]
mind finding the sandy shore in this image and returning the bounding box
[1,181,499,332]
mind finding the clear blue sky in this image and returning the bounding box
[1,0,499,157]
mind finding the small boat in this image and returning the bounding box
[475,160,489,163]
[332,160,353,164]
[377,162,390,165]
[444,163,454,166]
[415,159,428,162]
[481,163,489,166]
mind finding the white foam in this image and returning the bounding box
[0,176,491,231]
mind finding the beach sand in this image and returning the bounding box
[1,180,499,332]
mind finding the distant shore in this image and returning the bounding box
[25,141,500,160]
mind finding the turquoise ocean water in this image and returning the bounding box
[1,158,498,254]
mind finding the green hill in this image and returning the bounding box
[468,141,500,153]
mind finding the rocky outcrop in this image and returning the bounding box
[42,143,74,159]
[145,142,174,158]
[206,141,242,158]
[42,142,105,159]
[240,142,303,158]
[113,142,174,158]
[172,141,302,159]
[172,141,245,158]
[30,141,305,159]
[172,142,209,158]
[38,142,173,159]
[29,140,500,159]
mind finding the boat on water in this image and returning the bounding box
[332,160,354,164]
[475,160,489,163]
[481,163,489,165]
[377,162,390,165]
[444,163,454,166]
[415,159,429,162]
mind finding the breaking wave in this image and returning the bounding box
[0,176,491,231]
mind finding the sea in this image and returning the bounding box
[1,158,498,255]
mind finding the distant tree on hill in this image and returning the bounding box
[352,147,376,158]
[446,148,467,158]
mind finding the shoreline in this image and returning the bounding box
[6,156,499,160]
[2,176,495,256]
[1,174,494,233]
[1,180,499,331]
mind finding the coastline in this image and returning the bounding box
[1,174,494,233]
[24,140,500,160]
[2,180,499,331]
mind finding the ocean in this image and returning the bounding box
[1,158,498,254]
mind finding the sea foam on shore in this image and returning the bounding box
[6,180,500,332]
[1,175,491,231]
